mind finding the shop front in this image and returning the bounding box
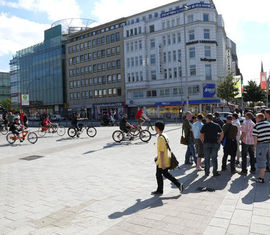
[93,102,126,120]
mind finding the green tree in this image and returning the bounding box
[0,98,11,111]
[243,81,265,104]
[217,73,239,104]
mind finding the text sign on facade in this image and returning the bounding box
[203,84,216,98]
[21,94,29,106]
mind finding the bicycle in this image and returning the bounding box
[0,122,8,135]
[112,124,151,143]
[67,123,97,138]
[6,128,38,144]
[144,120,157,136]
[37,123,66,137]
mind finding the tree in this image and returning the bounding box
[243,81,265,104]
[0,98,11,111]
[217,73,239,104]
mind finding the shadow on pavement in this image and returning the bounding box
[108,195,181,219]
[228,174,252,194]
[56,137,74,142]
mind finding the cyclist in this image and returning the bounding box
[9,118,23,142]
[135,106,150,126]
[120,114,134,140]
[42,116,56,133]
[71,113,87,137]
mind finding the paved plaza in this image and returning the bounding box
[0,125,270,235]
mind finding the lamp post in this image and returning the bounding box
[178,60,184,115]
[183,4,189,111]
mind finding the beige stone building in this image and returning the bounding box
[66,18,126,119]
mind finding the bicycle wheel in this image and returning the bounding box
[130,128,140,137]
[67,127,77,138]
[57,125,66,136]
[6,133,16,144]
[86,126,97,137]
[0,126,8,135]
[112,130,124,143]
[37,127,46,137]
[28,132,38,144]
[139,130,151,142]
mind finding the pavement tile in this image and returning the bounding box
[230,209,252,227]
[203,225,227,235]
[250,223,270,235]
[226,224,250,235]
[209,217,230,229]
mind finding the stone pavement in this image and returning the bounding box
[0,125,269,235]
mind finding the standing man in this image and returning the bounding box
[183,111,197,165]
[252,113,270,183]
[200,114,224,176]
[264,109,270,172]
[232,113,241,165]
[240,112,256,175]
[221,116,238,174]
[192,114,204,171]
[213,112,224,128]
[152,121,184,195]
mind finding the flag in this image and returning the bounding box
[261,72,267,90]
[234,76,242,98]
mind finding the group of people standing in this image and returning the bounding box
[183,110,270,183]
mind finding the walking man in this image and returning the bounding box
[192,114,204,171]
[252,113,270,183]
[200,114,224,176]
[152,121,184,195]
[221,115,239,174]
[240,112,256,175]
[183,111,197,165]
[232,113,241,165]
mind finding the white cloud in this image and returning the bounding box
[0,13,49,57]
[1,0,81,22]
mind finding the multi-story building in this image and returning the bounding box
[10,25,66,116]
[66,18,126,119]
[0,72,10,102]
[124,0,237,118]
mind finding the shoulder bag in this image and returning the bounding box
[160,135,179,170]
[180,127,188,145]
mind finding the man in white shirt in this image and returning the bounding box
[232,113,241,164]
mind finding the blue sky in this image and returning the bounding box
[0,0,270,83]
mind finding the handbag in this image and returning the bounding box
[180,128,187,145]
[160,135,179,170]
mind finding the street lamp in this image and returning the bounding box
[183,4,189,111]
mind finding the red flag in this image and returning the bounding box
[261,72,267,90]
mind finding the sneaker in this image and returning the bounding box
[213,172,221,177]
[178,184,184,193]
[196,167,203,171]
[239,171,247,176]
[254,177,265,183]
[151,191,163,195]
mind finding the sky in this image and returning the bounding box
[0,0,270,83]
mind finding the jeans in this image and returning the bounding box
[185,138,197,164]
[222,139,237,172]
[203,143,219,175]
[256,143,270,169]
[156,166,180,193]
[241,142,255,173]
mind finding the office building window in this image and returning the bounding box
[203,13,209,22]
[189,30,195,40]
[150,55,156,65]
[126,43,129,52]
[130,42,133,51]
[139,40,142,49]
[173,50,177,62]
[190,65,196,76]
[174,68,177,79]
[205,46,211,57]
[177,17,180,25]
[113,74,117,82]
[204,29,210,39]
[127,73,130,83]
[117,74,121,81]
[111,34,115,42]
[134,28,137,35]
[108,88,112,95]
[178,49,181,60]
[164,69,167,79]
[177,33,181,43]
[127,58,130,67]
[163,52,166,63]
[136,72,139,81]
[149,25,155,33]
[189,47,195,58]
[163,36,166,46]
[172,34,176,44]
[138,27,142,34]
[151,70,156,80]
[168,51,171,63]
[150,39,155,49]
[135,56,139,66]
[162,21,165,29]
[140,71,143,81]
[131,58,134,67]
[116,32,120,41]
[69,81,73,88]
[135,41,138,50]
[187,15,194,23]
[147,90,157,97]
[116,46,120,54]
[205,64,212,80]
[116,60,121,68]
[172,19,175,27]
[167,35,171,45]
[169,68,172,79]
[167,21,170,28]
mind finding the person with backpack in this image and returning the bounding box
[151,120,184,195]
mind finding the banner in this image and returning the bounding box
[21,94,29,106]
[203,84,216,98]
[234,76,242,98]
[260,72,267,90]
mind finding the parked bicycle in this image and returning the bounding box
[37,123,66,137]
[67,123,97,138]
[112,124,151,143]
[6,128,38,144]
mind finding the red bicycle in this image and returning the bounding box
[6,129,38,144]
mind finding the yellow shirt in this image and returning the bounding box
[156,134,171,168]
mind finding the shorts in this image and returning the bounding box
[138,118,144,125]
[12,130,19,136]
[256,142,270,169]
[194,139,204,158]
[121,126,131,133]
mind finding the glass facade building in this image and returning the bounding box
[0,72,10,101]
[10,25,66,115]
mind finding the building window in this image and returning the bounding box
[168,51,171,63]
[189,47,195,58]
[69,81,73,88]
[138,27,142,34]
[136,72,139,81]
[162,21,165,29]
[108,88,112,95]
[147,90,157,97]
[203,13,209,22]
[167,35,171,45]
[189,30,195,41]
[172,34,176,44]
[117,74,121,81]
[116,32,120,41]
[150,55,156,65]
[178,49,181,60]
[187,15,193,23]
[116,46,120,54]
[139,40,142,49]
[151,70,156,80]
[163,36,166,46]
[131,58,134,67]
[169,68,172,79]
[205,46,211,57]
[112,74,117,82]
[163,52,166,63]
[130,42,133,51]
[173,50,177,62]
[116,60,121,68]
[111,34,115,42]
[204,29,210,39]
[172,19,175,27]
[150,39,155,49]
[135,57,139,66]
[174,68,177,79]
[177,17,180,25]
[205,64,212,80]
[127,58,130,67]
[190,65,196,76]
[164,69,167,79]
[140,71,143,81]
[139,56,143,65]
[149,25,155,33]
